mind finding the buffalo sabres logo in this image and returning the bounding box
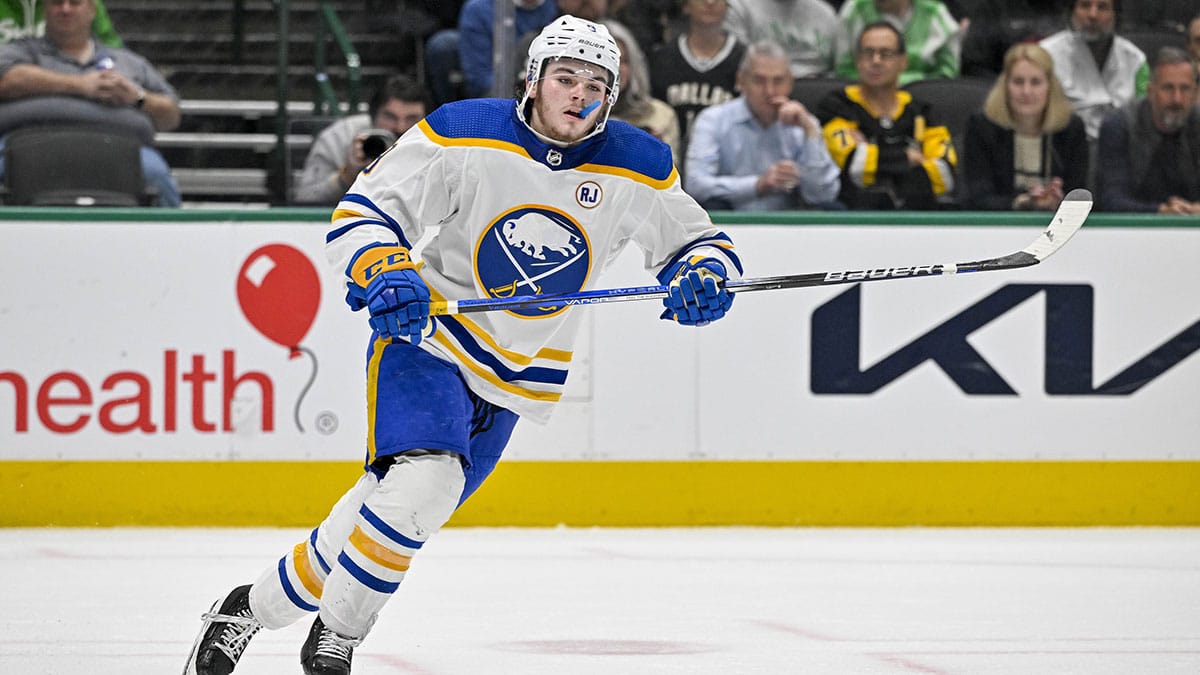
[475,206,591,318]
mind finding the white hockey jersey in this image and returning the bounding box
[327,98,742,423]
[1040,30,1149,140]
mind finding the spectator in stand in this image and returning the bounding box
[1190,15,1200,106]
[603,19,681,159]
[685,40,840,211]
[650,0,744,162]
[555,0,604,20]
[963,43,1088,211]
[723,0,836,78]
[1123,1,1195,32]
[817,21,957,210]
[0,0,120,46]
[609,0,674,58]
[295,74,427,206]
[834,0,962,85]
[396,0,464,36]
[425,0,557,106]
[1039,0,1148,143]
[387,2,461,88]
[0,0,181,206]
[959,0,1062,78]
[461,0,561,99]
[1097,47,1199,214]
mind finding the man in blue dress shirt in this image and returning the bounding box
[685,39,841,210]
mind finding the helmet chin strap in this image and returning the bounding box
[525,104,607,148]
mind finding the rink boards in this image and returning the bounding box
[0,209,1197,526]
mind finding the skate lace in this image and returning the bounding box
[202,607,262,663]
[314,626,357,663]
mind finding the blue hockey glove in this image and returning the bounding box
[345,244,433,344]
[365,270,431,343]
[659,256,734,326]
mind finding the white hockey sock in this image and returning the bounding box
[320,452,465,639]
[248,472,379,630]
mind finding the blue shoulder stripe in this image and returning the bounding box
[327,193,413,248]
[424,98,522,145]
[589,121,675,183]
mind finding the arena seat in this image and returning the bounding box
[903,76,994,162]
[3,126,148,206]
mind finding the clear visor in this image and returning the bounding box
[537,60,614,105]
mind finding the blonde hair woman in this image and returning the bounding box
[963,43,1089,210]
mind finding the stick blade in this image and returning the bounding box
[1022,188,1092,262]
[959,188,1092,273]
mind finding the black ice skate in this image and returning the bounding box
[300,616,360,675]
[182,584,263,675]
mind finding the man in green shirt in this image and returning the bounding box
[834,0,961,85]
[0,0,121,47]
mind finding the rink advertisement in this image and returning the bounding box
[0,211,1197,526]
[0,221,367,458]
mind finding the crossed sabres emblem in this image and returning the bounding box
[479,209,590,315]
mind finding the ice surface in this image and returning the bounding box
[2,527,1198,674]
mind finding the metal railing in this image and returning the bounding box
[313,2,362,116]
[273,0,291,204]
[267,1,361,204]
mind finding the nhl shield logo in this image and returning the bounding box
[546,149,563,166]
[475,206,592,317]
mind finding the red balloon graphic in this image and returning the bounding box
[237,244,322,358]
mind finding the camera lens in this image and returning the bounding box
[361,129,397,159]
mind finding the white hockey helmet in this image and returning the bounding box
[518,15,622,144]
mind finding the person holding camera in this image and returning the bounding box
[294,74,426,205]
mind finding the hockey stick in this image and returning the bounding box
[430,188,1092,316]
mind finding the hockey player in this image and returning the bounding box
[184,15,742,675]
